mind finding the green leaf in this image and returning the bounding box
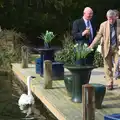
[74,43,93,59]
[39,30,56,43]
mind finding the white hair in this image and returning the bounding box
[106,10,116,17]
[83,7,93,13]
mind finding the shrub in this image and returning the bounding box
[55,32,75,64]
[55,32,104,67]
[0,29,26,70]
[94,51,103,67]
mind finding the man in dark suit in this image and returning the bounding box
[72,7,97,65]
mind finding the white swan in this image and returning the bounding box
[18,76,36,116]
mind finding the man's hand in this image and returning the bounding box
[88,44,93,49]
[82,29,90,36]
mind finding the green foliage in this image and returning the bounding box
[0,29,26,70]
[55,32,75,64]
[39,30,55,43]
[93,51,104,67]
[28,54,40,64]
[0,0,119,44]
[0,48,11,69]
[55,32,104,66]
[74,43,93,59]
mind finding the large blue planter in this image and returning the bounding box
[35,58,43,75]
[43,50,54,62]
[104,114,120,120]
[35,46,62,79]
[36,49,54,77]
[36,58,64,80]
[52,62,64,80]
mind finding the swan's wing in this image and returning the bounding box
[18,94,35,106]
[28,95,35,105]
[18,94,31,111]
[18,94,29,105]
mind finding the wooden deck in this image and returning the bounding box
[12,63,120,120]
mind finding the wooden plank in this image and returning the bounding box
[12,63,120,120]
[12,63,83,120]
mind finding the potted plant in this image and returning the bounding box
[64,44,95,103]
[55,34,95,100]
[39,30,55,48]
[74,43,93,65]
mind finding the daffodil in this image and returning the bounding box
[39,30,55,43]
[74,43,93,60]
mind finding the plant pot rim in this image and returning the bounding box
[76,58,86,59]
[64,64,96,70]
[32,47,61,52]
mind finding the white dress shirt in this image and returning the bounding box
[83,17,93,39]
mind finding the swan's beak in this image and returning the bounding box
[31,76,36,79]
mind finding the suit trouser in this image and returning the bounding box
[104,48,119,84]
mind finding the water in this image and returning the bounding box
[0,72,57,120]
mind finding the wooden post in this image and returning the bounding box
[21,46,28,68]
[44,60,52,89]
[82,84,95,120]
[7,70,13,91]
[7,64,12,81]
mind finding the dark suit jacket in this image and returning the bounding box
[72,18,97,45]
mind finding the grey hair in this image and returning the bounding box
[113,9,119,16]
[106,10,116,17]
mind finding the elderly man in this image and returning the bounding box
[72,7,96,65]
[89,10,120,90]
[113,9,119,19]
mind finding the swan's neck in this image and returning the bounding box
[27,77,32,96]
